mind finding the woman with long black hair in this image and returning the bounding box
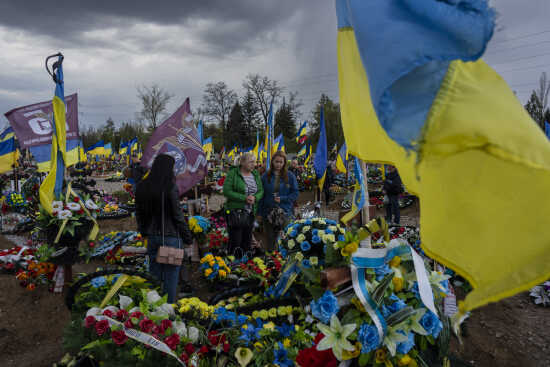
[135,154,192,303]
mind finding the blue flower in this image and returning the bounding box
[273,342,293,367]
[440,279,450,295]
[387,294,407,314]
[375,264,393,281]
[310,291,339,324]
[338,235,346,242]
[239,323,260,345]
[290,229,298,237]
[396,331,415,354]
[276,323,294,338]
[302,259,311,268]
[420,310,443,338]
[300,241,311,252]
[312,235,321,244]
[357,323,380,353]
[237,315,248,326]
[312,229,318,236]
[90,276,106,288]
[304,219,312,225]
[326,219,337,225]
[325,228,333,234]
[112,274,121,284]
[279,249,287,258]
[381,305,391,318]
[411,282,421,299]
[264,286,275,298]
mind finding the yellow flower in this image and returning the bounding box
[295,252,304,261]
[226,304,234,310]
[204,269,213,277]
[398,355,413,366]
[389,256,401,268]
[342,342,361,360]
[351,297,366,313]
[219,270,227,277]
[208,260,216,267]
[252,311,260,319]
[284,306,293,315]
[253,342,264,351]
[277,306,287,316]
[341,242,358,257]
[310,257,318,266]
[179,305,191,313]
[296,234,306,243]
[375,348,387,364]
[215,256,222,261]
[392,277,404,292]
[263,322,275,330]
[268,308,277,318]
[242,324,248,330]
[259,310,269,320]
[287,239,296,249]
[283,338,291,348]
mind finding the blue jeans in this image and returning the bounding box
[385,195,400,225]
[147,235,181,303]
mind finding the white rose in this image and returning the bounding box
[296,234,306,243]
[187,326,200,343]
[173,321,187,337]
[287,239,296,249]
[119,295,133,310]
[146,290,162,304]
[57,209,72,219]
[67,202,81,211]
[85,199,99,210]
[302,226,311,233]
[52,201,64,211]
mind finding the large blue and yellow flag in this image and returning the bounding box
[336,142,348,173]
[129,137,138,153]
[104,142,112,156]
[336,0,550,316]
[0,127,18,174]
[296,121,307,144]
[79,140,87,163]
[252,132,260,161]
[119,141,128,155]
[39,54,68,213]
[545,121,550,140]
[341,157,365,224]
[297,144,307,157]
[86,140,104,156]
[197,120,204,145]
[273,133,285,153]
[313,108,328,190]
[304,142,313,167]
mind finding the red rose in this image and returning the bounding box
[180,352,189,363]
[116,309,129,321]
[152,325,163,335]
[208,331,225,345]
[95,319,110,336]
[84,315,96,328]
[130,311,144,319]
[111,330,128,345]
[73,197,80,202]
[102,309,114,318]
[78,209,84,215]
[124,319,133,329]
[185,343,195,355]
[161,319,172,331]
[164,334,180,350]
[199,345,209,355]
[139,319,154,333]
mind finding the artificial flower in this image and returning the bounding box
[310,291,339,324]
[235,347,253,367]
[341,342,361,360]
[111,330,128,345]
[419,310,443,338]
[316,315,356,361]
[57,209,72,219]
[340,242,358,257]
[85,199,98,210]
[52,201,63,211]
[358,323,380,353]
[67,202,81,211]
[287,239,296,249]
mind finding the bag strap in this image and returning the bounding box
[161,191,165,246]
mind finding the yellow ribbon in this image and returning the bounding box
[99,274,129,308]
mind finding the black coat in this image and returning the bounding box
[383,170,403,196]
[136,184,192,243]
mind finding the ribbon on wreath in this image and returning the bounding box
[350,240,438,344]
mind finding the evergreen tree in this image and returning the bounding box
[241,89,260,138]
[274,98,298,152]
[226,102,251,149]
[310,94,344,157]
[525,91,544,130]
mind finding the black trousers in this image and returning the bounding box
[228,224,253,256]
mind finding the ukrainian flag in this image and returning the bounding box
[0,127,18,174]
[341,157,365,224]
[129,137,138,152]
[336,142,347,173]
[296,121,307,144]
[336,0,550,315]
[313,108,328,190]
[202,136,213,160]
[86,140,105,156]
[252,132,260,161]
[119,141,128,155]
[39,54,68,213]
[304,142,313,167]
[545,121,550,140]
[273,134,285,153]
[104,142,112,156]
[197,120,204,145]
[297,144,307,157]
[79,140,87,163]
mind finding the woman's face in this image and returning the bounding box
[272,156,285,172]
[242,157,255,172]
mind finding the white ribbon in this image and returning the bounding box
[94,315,185,365]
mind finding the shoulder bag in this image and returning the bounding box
[156,191,185,265]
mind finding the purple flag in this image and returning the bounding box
[4,93,79,148]
[141,98,207,196]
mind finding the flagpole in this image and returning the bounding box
[360,160,371,248]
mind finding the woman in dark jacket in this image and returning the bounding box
[259,150,299,251]
[223,152,264,255]
[135,154,192,303]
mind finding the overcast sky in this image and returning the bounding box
[0,0,548,131]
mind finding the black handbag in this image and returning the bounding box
[267,206,286,229]
[226,209,253,228]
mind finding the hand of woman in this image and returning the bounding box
[274,196,281,203]
[246,195,255,204]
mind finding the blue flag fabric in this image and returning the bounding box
[313,108,328,190]
[197,120,203,145]
[545,121,550,140]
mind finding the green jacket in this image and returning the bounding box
[223,166,264,214]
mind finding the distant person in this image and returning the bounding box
[124,154,146,192]
[323,162,335,204]
[223,152,263,255]
[383,165,403,225]
[135,154,192,303]
[259,151,299,251]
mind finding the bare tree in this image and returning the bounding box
[137,84,173,129]
[201,81,238,145]
[536,72,550,116]
[242,74,283,126]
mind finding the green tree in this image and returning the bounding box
[274,98,298,153]
[241,89,261,138]
[226,102,252,149]
[310,94,344,158]
[203,123,224,152]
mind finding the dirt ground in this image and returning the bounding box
[0,188,549,367]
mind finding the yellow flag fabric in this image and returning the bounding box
[338,27,550,314]
[79,146,87,162]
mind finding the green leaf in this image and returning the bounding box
[386,306,416,327]
[300,267,320,284]
[359,351,372,366]
[341,308,361,326]
[131,347,146,360]
[308,285,325,299]
[81,339,112,350]
[372,272,394,307]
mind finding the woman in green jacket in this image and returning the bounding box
[223,152,264,254]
